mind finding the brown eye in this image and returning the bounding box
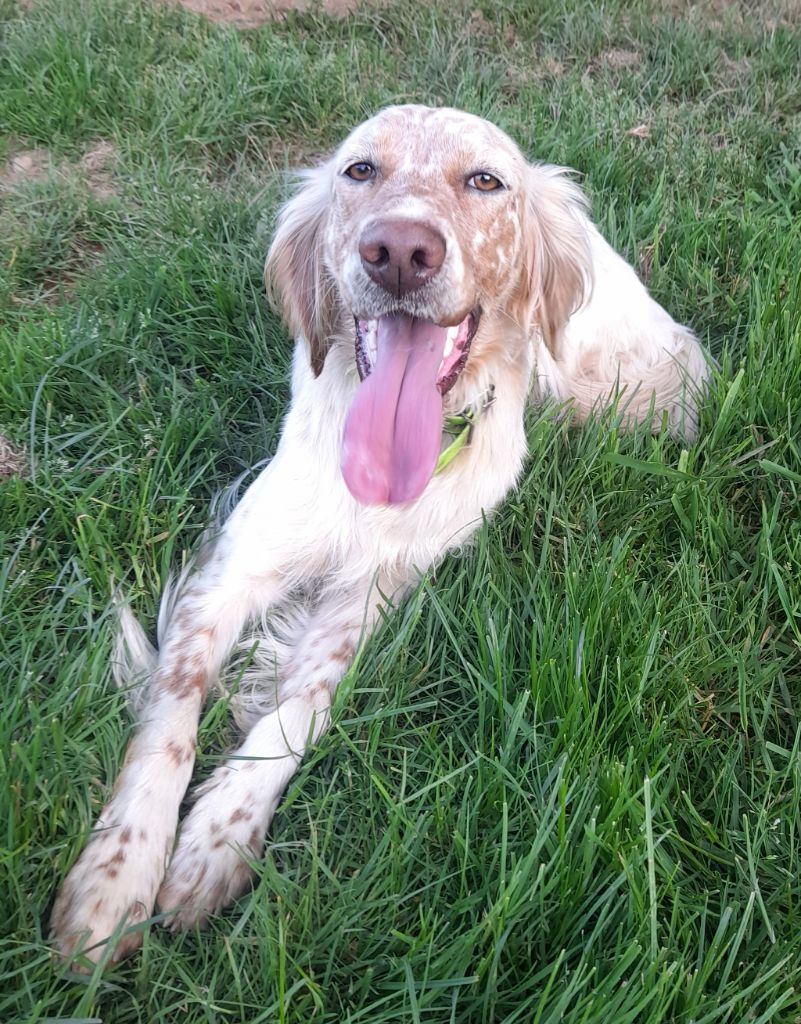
[344,162,375,182]
[468,172,504,192]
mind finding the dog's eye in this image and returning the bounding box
[344,162,376,182]
[467,172,504,192]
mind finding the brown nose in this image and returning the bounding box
[359,219,446,296]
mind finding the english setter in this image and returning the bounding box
[51,105,708,965]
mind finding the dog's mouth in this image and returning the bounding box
[354,311,478,393]
[342,309,480,505]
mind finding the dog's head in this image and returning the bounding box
[266,105,591,504]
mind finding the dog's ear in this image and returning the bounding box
[511,164,592,354]
[264,162,338,376]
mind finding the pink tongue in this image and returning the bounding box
[342,314,448,504]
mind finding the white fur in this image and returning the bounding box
[50,106,709,966]
[534,220,708,436]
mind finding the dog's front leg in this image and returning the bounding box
[156,569,412,929]
[49,459,319,966]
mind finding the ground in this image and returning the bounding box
[168,0,360,25]
[1,0,800,1022]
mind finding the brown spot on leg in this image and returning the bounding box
[100,849,126,870]
[119,826,132,844]
[331,642,355,663]
[228,807,252,825]
[165,739,195,765]
[165,664,207,700]
[166,740,182,766]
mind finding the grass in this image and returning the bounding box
[1,0,800,1020]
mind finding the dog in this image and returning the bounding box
[50,104,708,965]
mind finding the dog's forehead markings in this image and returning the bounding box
[349,108,511,181]
[397,149,443,177]
[437,118,474,138]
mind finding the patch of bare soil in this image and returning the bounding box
[169,0,359,27]
[601,48,641,69]
[0,435,26,479]
[1,142,117,303]
[586,48,642,75]
[0,139,117,200]
[1,148,51,188]
[660,0,798,28]
[80,140,117,200]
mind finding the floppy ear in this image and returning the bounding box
[512,164,592,354]
[264,162,338,376]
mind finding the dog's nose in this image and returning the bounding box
[359,219,446,296]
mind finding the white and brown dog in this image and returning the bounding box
[50,105,708,965]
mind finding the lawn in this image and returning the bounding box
[1,0,800,1021]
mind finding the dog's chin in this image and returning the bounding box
[354,308,480,396]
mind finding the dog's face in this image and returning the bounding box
[325,105,527,330]
[266,105,590,505]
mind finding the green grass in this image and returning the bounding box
[1,0,800,1020]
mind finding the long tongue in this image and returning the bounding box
[342,314,448,504]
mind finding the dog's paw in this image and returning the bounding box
[158,802,263,930]
[50,823,167,968]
